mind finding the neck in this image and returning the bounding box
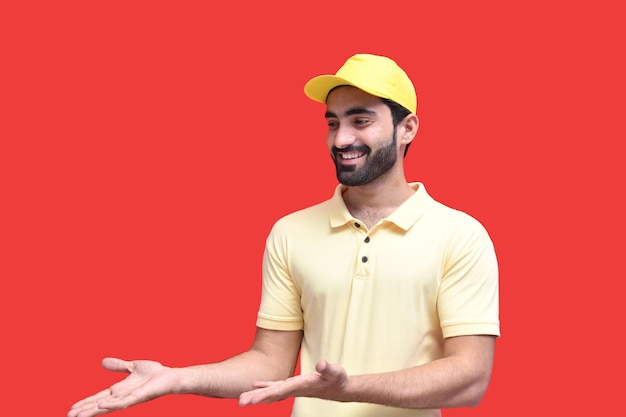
[342,176,415,228]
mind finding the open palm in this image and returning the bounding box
[239,360,347,406]
[68,358,179,417]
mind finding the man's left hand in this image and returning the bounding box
[239,360,347,406]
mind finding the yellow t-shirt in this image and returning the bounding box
[257,182,500,417]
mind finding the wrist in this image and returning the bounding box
[171,366,195,395]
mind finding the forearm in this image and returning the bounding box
[340,355,491,409]
[175,328,303,399]
[175,349,292,398]
[334,335,495,409]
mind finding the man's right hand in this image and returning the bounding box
[67,358,179,417]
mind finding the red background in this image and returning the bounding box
[1,1,624,416]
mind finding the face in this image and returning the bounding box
[325,86,399,186]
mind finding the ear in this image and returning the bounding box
[399,114,419,146]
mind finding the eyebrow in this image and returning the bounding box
[325,107,377,119]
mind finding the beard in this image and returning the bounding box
[332,128,398,186]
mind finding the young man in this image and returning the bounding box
[68,53,500,417]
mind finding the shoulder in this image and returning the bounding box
[431,199,488,231]
[417,190,494,250]
[270,198,333,236]
[412,183,490,236]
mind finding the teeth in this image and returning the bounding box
[340,152,363,160]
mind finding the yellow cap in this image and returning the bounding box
[304,53,417,114]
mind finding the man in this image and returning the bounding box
[68,53,500,417]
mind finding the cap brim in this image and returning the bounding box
[304,75,357,104]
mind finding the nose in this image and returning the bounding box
[330,124,356,149]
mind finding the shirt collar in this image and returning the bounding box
[328,182,434,230]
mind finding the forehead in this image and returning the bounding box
[325,86,388,116]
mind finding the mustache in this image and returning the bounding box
[331,145,370,157]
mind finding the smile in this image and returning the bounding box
[338,152,365,160]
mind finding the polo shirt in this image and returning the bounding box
[256,182,500,417]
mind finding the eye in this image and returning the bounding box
[353,118,371,126]
[327,120,339,129]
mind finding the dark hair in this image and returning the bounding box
[381,98,413,157]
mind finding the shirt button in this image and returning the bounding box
[355,222,361,228]
[364,236,370,243]
[361,256,368,263]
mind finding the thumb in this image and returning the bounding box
[315,360,329,373]
[102,357,133,373]
[316,360,346,383]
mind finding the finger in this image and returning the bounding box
[101,358,133,373]
[97,394,139,411]
[239,392,254,407]
[316,360,346,382]
[239,389,272,406]
[315,360,329,373]
[251,381,274,389]
[69,388,113,409]
[240,382,283,405]
[67,397,111,417]
[68,400,96,417]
